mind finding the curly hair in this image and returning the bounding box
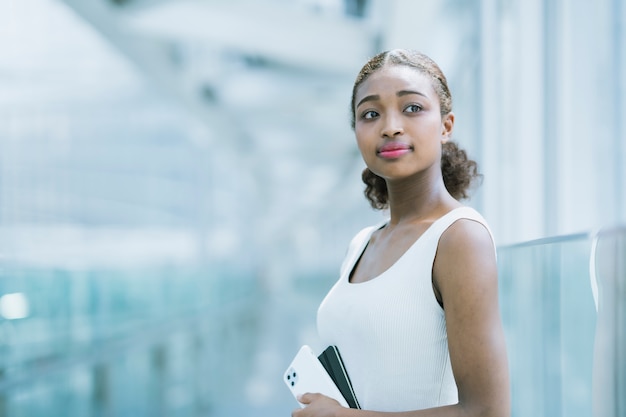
[351,49,482,209]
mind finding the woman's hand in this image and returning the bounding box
[291,393,345,417]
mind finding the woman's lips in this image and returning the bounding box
[377,142,412,159]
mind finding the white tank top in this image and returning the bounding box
[317,207,494,412]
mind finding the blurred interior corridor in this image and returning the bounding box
[0,0,624,416]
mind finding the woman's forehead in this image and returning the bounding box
[355,65,434,100]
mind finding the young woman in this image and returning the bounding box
[293,50,510,417]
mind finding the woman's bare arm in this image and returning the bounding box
[431,218,510,417]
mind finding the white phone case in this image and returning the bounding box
[284,345,349,408]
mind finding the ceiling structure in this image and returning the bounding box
[2,0,473,273]
[59,0,382,170]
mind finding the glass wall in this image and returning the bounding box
[380,0,626,244]
[473,0,626,243]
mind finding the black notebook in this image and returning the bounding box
[317,346,361,409]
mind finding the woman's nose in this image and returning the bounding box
[381,114,404,137]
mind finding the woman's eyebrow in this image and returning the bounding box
[397,90,428,99]
[356,90,429,109]
[356,94,379,109]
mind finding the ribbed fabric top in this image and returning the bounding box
[317,207,494,412]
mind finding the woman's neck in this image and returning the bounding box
[385,174,459,226]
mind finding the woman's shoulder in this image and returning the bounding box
[433,208,498,302]
[345,220,387,252]
[338,219,387,275]
[434,206,496,257]
[438,207,496,260]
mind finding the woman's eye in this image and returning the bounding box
[361,110,379,119]
[404,104,422,113]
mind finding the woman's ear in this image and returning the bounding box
[441,112,455,143]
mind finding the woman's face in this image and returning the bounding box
[353,64,453,183]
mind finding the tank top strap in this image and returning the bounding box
[339,220,387,278]
[426,206,496,256]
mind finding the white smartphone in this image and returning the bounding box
[283,345,349,408]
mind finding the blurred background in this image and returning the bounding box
[0,0,624,416]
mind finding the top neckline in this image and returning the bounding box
[346,207,472,285]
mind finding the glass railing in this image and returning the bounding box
[0,260,270,417]
[590,227,626,417]
[0,227,624,416]
[498,233,596,417]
